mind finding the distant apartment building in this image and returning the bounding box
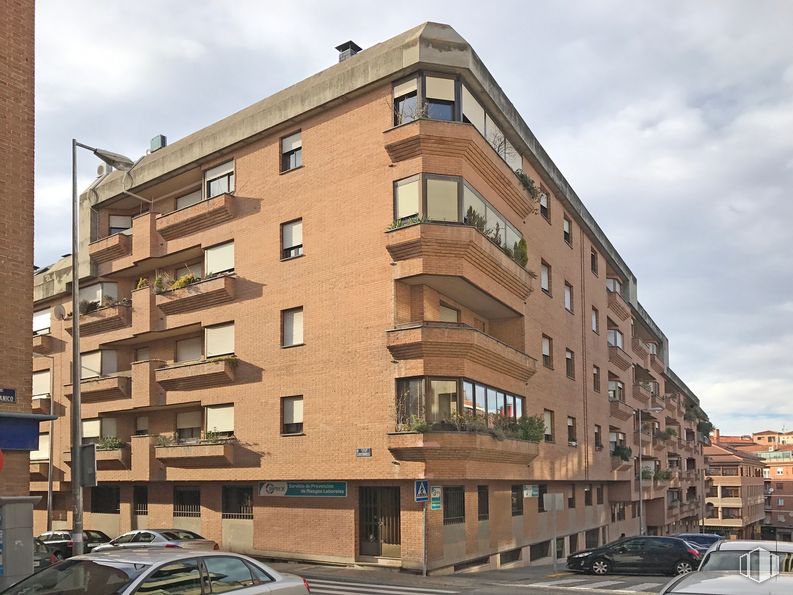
[29,23,710,572]
[703,443,765,539]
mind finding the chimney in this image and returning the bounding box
[712,428,720,442]
[335,41,362,63]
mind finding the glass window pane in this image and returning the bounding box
[176,336,203,362]
[395,178,420,220]
[462,184,486,231]
[205,556,255,591]
[515,397,524,419]
[426,178,458,222]
[462,381,474,414]
[506,225,521,254]
[496,391,505,416]
[486,387,498,416]
[485,205,506,247]
[427,100,454,121]
[394,78,418,98]
[175,190,202,210]
[137,559,202,594]
[428,379,458,422]
[462,85,485,135]
[397,378,423,425]
[475,384,486,416]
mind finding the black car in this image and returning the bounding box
[673,532,722,552]
[36,530,112,559]
[567,536,701,576]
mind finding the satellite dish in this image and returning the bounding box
[53,304,66,320]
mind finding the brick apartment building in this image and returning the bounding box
[29,23,711,572]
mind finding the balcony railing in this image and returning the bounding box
[608,345,632,371]
[31,396,51,414]
[88,232,132,264]
[632,337,650,360]
[609,398,633,421]
[155,357,237,390]
[607,290,631,321]
[64,303,131,336]
[96,446,131,469]
[649,353,665,375]
[155,438,236,467]
[156,193,235,240]
[64,375,131,401]
[32,334,54,354]
[155,274,236,315]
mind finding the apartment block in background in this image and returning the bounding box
[30,23,711,573]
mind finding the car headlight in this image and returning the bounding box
[570,553,590,559]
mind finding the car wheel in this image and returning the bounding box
[674,560,694,575]
[591,558,611,575]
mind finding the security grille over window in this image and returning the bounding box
[222,486,253,519]
[174,486,201,517]
[443,486,465,525]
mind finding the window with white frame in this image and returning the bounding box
[205,161,234,198]
[175,336,203,363]
[425,76,456,121]
[204,241,234,276]
[592,307,599,333]
[541,261,551,294]
[79,282,118,306]
[205,322,234,358]
[282,396,303,434]
[80,350,116,380]
[31,432,50,461]
[607,329,624,349]
[542,335,553,368]
[33,308,51,335]
[176,411,202,441]
[282,307,304,347]
[32,370,51,398]
[280,132,302,172]
[205,404,234,438]
[175,189,202,210]
[281,219,303,259]
[606,278,622,294]
[563,216,572,245]
[564,282,573,312]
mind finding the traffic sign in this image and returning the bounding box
[430,486,442,510]
[415,480,429,502]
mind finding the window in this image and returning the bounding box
[174,486,201,517]
[593,366,601,392]
[33,308,51,335]
[563,216,572,245]
[565,349,575,379]
[544,409,555,442]
[282,396,303,434]
[585,528,599,548]
[569,534,579,554]
[568,484,576,509]
[439,303,459,323]
[393,77,418,126]
[175,189,202,210]
[205,404,234,438]
[564,282,573,312]
[205,322,234,357]
[32,370,51,398]
[567,417,577,443]
[595,425,603,449]
[426,176,459,222]
[281,219,303,259]
[282,307,304,347]
[591,249,599,275]
[394,176,420,221]
[280,131,302,172]
[204,241,234,276]
[779,498,786,507]
[539,191,550,221]
[511,485,523,516]
[78,281,117,306]
[556,537,565,560]
[608,380,625,402]
[538,484,548,513]
[530,541,550,561]
[425,76,456,121]
[134,347,150,362]
[82,418,101,445]
[443,486,465,525]
[477,485,489,521]
[222,486,253,519]
[176,411,202,441]
[80,350,116,380]
[135,416,148,436]
[596,485,604,505]
[607,277,622,294]
[91,486,120,514]
[608,329,624,349]
[542,335,553,368]
[592,307,599,333]
[139,560,202,594]
[429,379,458,422]
[31,433,49,461]
[108,215,132,235]
[205,556,259,591]
[778,467,784,476]
[205,161,234,198]
[584,485,593,506]
[540,261,551,294]
[462,84,485,133]
[175,336,202,363]
[133,486,148,516]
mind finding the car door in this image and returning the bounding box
[609,538,646,573]
[201,556,273,593]
[133,558,206,594]
[109,531,138,549]
[131,531,158,548]
[646,539,678,573]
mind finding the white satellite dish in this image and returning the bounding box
[53,304,66,320]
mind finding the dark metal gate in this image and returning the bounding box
[359,486,401,558]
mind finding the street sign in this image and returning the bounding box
[355,447,372,457]
[258,481,347,497]
[414,480,429,502]
[523,484,539,498]
[0,389,15,404]
[430,486,442,511]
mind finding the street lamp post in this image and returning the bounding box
[70,141,134,554]
[632,404,664,536]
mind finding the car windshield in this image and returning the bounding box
[701,550,793,572]
[2,559,149,595]
[159,530,202,541]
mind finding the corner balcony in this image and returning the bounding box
[609,398,634,421]
[31,396,51,414]
[88,232,132,264]
[154,439,236,467]
[156,193,235,240]
[64,304,131,336]
[650,353,666,376]
[632,337,650,362]
[386,222,532,314]
[632,383,652,406]
[387,322,535,383]
[607,291,631,321]
[155,274,236,315]
[155,357,237,390]
[387,431,539,480]
[29,461,49,479]
[96,446,131,470]
[609,345,632,371]
[32,334,54,354]
[64,375,131,401]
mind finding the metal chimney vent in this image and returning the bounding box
[335,41,362,62]
[150,134,167,153]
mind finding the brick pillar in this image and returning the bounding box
[201,484,222,544]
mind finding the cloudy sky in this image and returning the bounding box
[35,1,792,435]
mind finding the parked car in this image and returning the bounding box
[567,536,701,575]
[32,539,58,572]
[1,549,311,594]
[36,530,112,558]
[659,539,793,594]
[92,528,218,552]
[674,532,722,553]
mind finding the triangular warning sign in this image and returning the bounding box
[416,482,428,498]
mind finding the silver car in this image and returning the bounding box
[93,528,218,552]
[1,549,311,594]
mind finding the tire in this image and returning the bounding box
[674,559,694,575]
[591,558,611,575]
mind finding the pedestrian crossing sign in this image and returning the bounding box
[415,480,429,502]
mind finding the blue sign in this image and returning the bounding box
[415,480,429,502]
[0,388,15,404]
[259,481,347,497]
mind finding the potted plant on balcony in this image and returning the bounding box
[654,468,674,482]
[640,468,655,480]
[96,436,126,451]
[612,444,633,461]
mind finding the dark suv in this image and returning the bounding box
[36,530,112,558]
[567,536,701,575]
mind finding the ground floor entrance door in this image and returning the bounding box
[359,486,401,558]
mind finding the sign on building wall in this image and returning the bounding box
[430,486,442,511]
[355,448,372,457]
[258,481,347,498]
[0,389,15,404]
[523,485,539,498]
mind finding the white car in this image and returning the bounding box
[92,528,218,552]
[0,549,311,594]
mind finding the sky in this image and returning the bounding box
[34,1,793,435]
